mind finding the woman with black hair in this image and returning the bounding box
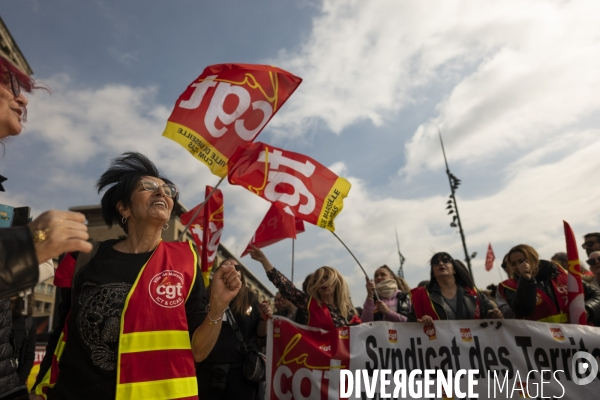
[197,259,272,400]
[31,152,242,400]
[408,252,502,324]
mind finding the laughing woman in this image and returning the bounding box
[31,152,241,400]
[361,265,411,322]
[249,246,360,329]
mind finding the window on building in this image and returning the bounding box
[47,285,55,295]
[35,301,43,312]
[44,302,52,313]
[35,283,45,293]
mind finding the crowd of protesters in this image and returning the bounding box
[2,47,600,400]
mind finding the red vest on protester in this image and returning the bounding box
[498,268,568,323]
[36,241,199,400]
[305,297,360,329]
[410,286,481,320]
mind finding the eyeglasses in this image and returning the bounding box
[3,71,20,98]
[582,240,599,249]
[587,257,600,266]
[140,178,178,198]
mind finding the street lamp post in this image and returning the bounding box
[438,129,475,283]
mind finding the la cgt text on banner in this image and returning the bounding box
[163,63,302,177]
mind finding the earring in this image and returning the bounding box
[163,223,169,231]
[122,216,128,224]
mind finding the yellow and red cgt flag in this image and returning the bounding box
[241,203,305,257]
[228,142,351,232]
[163,64,302,177]
[180,187,224,286]
[564,220,586,325]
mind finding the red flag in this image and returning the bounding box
[485,243,495,271]
[163,64,302,177]
[241,204,305,257]
[181,187,224,287]
[564,221,586,325]
[227,142,351,232]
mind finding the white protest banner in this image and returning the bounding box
[266,317,600,399]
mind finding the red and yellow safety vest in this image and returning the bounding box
[410,286,481,320]
[35,241,199,400]
[498,269,568,323]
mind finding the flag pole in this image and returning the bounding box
[330,231,380,300]
[178,175,226,241]
[291,239,295,282]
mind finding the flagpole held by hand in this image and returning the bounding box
[291,239,295,282]
[330,231,380,301]
[178,175,226,241]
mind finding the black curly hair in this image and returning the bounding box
[96,152,178,233]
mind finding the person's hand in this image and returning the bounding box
[487,308,503,319]
[209,261,242,314]
[28,210,92,263]
[375,300,390,315]
[517,260,533,280]
[365,276,375,299]
[417,315,434,326]
[248,245,267,263]
[259,301,272,321]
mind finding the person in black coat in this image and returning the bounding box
[10,294,36,387]
[408,253,502,323]
[499,244,600,324]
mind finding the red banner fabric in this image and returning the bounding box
[485,243,495,271]
[564,221,586,325]
[241,204,305,257]
[267,318,350,400]
[228,142,351,232]
[163,64,302,177]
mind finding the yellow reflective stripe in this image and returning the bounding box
[539,313,568,323]
[186,240,198,301]
[117,376,197,400]
[121,330,191,353]
[35,331,67,397]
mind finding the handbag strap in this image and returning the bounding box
[225,308,248,353]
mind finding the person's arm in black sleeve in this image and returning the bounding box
[582,281,600,324]
[266,268,309,310]
[17,317,37,384]
[185,265,207,337]
[0,226,39,299]
[504,278,537,317]
[32,287,71,390]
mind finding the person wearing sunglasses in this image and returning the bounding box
[581,233,600,257]
[31,152,242,400]
[498,244,600,324]
[0,55,94,399]
[409,252,502,324]
[586,251,600,290]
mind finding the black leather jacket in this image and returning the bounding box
[503,260,600,324]
[0,299,19,394]
[408,281,495,321]
[0,226,39,300]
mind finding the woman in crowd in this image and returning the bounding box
[0,55,91,400]
[249,246,360,329]
[498,244,600,324]
[409,252,502,324]
[362,265,411,322]
[31,152,242,400]
[197,258,271,400]
[0,55,91,300]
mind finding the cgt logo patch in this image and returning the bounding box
[460,328,473,342]
[550,328,565,341]
[423,324,436,341]
[339,328,349,340]
[388,329,398,343]
[149,270,185,308]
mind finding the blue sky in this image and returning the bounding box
[2,0,600,305]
